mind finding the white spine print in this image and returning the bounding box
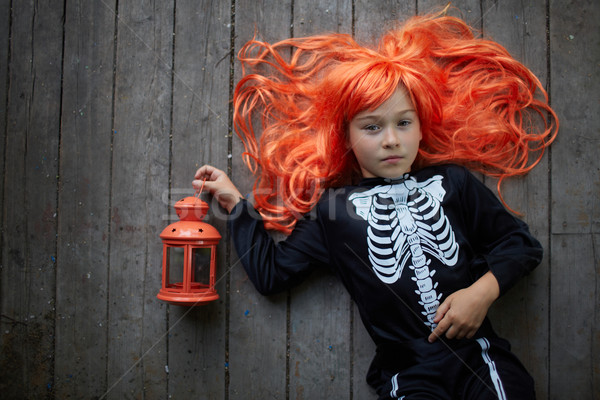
[349,175,459,330]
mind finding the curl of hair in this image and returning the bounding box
[233,13,558,233]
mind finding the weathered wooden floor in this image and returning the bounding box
[0,0,598,399]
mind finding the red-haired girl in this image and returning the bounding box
[193,12,557,400]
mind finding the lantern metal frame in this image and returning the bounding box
[157,196,221,306]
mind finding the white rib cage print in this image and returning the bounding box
[349,175,459,329]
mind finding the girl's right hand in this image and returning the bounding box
[193,165,243,213]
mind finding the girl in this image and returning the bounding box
[194,12,557,400]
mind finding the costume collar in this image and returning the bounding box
[358,173,411,187]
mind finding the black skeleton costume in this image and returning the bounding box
[229,164,540,399]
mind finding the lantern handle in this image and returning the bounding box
[195,178,207,203]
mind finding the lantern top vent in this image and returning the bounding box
[160,197,221,242]
[175,196,209,221]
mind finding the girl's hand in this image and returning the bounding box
[428,271,500,343]
[193,165,243,213]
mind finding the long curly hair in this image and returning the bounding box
[233,13,558,233]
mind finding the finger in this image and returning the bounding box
[192,180,203,190]
[462,325,479,340]
[198,180,220,196]
[428,328,443,343]
[448,322,476,341]
[428,318,450,343]
[192,175,212,191]
[194,165,209,179]
[445,324,459,340]
[194,164,219,180]
[433,299,451,324]
[428,331,438,343]
[193,166,222,189]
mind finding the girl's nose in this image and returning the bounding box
[382,127,400,148]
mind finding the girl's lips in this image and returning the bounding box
[383,155,404,162]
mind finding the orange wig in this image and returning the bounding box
[233,13,558,233]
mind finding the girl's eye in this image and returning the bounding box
[398,120,411,127]
[364,124,380,132]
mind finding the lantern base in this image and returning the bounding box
[157,287,219,306]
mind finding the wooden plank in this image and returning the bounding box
[0,1,63,398]
[106,2,173,398]
[0,0,8,215]
[480,2,551,398]
[166,1,231,398]
[0,7,8,382]
[550,1,600,235]
[289,2,353,398]
[351,310,378,400]
[594,236,600,398]
[229,1,292,398]
[550,234,599,398]
[550,0,600,397]
[54,1,116,398]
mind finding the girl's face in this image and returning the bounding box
[347,88,422,179]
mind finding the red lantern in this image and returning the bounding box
[157,195,221,305]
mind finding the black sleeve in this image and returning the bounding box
[227,199,330,296]
[459,167,543,296]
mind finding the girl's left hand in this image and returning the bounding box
[428,271,500,343]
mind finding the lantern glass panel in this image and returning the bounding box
[166,246,185,287]
[191,247,212,286]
